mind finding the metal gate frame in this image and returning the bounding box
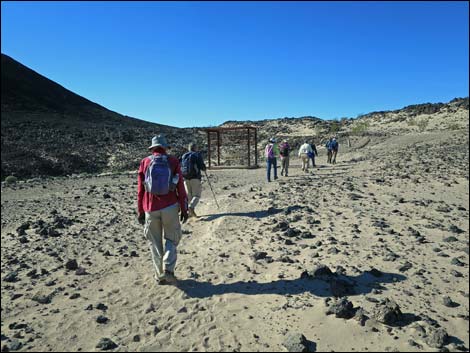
[205,126,258,169]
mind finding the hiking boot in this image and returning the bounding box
[188,208,198,218]
[164,270,177,285]
[155,274,168,286]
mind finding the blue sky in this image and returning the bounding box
[2,1,469,127]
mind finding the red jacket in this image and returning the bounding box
[137,150,188,214]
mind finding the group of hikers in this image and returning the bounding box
[264,136,339,181]
[137,134,339,285]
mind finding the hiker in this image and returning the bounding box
[279,139,290,177]
[137,134,189,285]
[298,141,313,172]
[265,138,279,182]
[330,137,339,164]
[308,141,319,168]
[181,143,206,218]
[326,137,333,164]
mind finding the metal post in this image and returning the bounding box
[217,131,221,166]
[254,128,258,167]
[247,127,251,167]
[207,130,211,169]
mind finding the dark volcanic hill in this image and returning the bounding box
[1,54,203,179]
[2,53,468,179]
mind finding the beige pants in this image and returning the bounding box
[327,150,332,164]
[332,150,338,164]
[184,178,202,209]
[301,154,310,171]
[144,204,182,279]
[281,156,289,176]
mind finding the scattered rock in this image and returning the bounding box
[425,327,449,348]
[325,298,355,319]
[442,296,459,308]
[96,338,118,350]
[354,308,369,326]
[398,262,413,272]
[96,316,109,324]
[282,333,315,352]
[3,271,19,283]
[75,267,88,276]
[65,259,79,271]
[300,264,333,280]
[253,251,268,261]
[451,258,465,267]
[96,303,108,311]
[8,340,22,351]
[443,236,459,243]
[373,298,403,325]
[32,294,52,304]
[448,225,464,234]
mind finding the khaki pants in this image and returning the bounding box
[301,154,310,171]
[144,204,182,279]
[281,156,289,176]
[332,150,338,164]
[184,178,202,209]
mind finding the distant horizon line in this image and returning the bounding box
[124,95,469,129]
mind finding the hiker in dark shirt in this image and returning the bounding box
[308,142,319,168]
[330,137,339,164]
[181,143,206,218]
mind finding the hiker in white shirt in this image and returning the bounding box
[298,141,313,172]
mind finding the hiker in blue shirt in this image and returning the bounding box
[330,137,339,164]
[308,142,319,168]
[326,138,333,164]
[181,143,206,218]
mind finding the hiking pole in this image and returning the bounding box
[204,170,220,209]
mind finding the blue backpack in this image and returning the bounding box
[144,155,172,195]
[181,152,197,179]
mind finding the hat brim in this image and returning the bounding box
[148,144,168,150]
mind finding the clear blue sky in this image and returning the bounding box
[2,1,469,127]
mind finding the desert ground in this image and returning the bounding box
[1,130,469,352]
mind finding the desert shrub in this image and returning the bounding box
[329,122,340,134]
[447,123,462,130]
[351,121,369,135]
[5,175,18,184]
[417,118,429,132]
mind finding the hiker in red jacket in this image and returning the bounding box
[137,134,188,285]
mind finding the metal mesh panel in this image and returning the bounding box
[206,127,258,168]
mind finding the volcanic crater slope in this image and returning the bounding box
[1,53,204,180]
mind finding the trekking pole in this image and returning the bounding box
[204,170,220,209]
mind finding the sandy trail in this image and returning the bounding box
[1,131,469,352]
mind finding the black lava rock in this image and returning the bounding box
[325,298,355,319]
[96,338,118,350]
[373,298,403,325]
[65,259,79,271]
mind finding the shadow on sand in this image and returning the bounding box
[199,205,304,222]
[176,271,406,300]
